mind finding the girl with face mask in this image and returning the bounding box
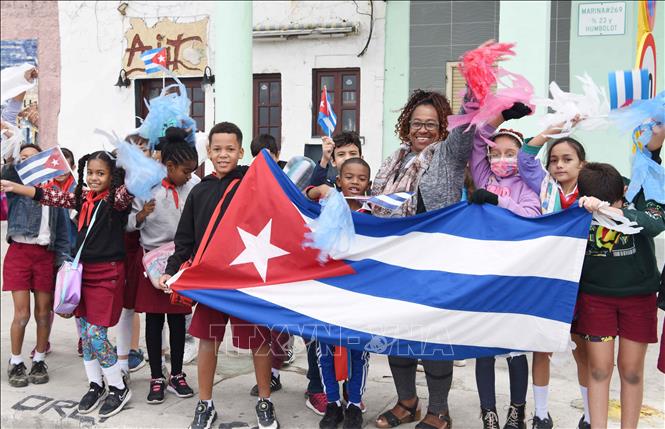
[468,129,541,218]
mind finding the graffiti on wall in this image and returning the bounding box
[123,17,209,78]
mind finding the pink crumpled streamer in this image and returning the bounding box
[459,42,516,103]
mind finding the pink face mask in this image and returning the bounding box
[490,157,518,178]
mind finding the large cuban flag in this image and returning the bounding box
[169,151,592,360]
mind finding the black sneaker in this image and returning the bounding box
[189,401,217,429]
[532,414,554,429]
[577,416,590,429]
[504,403,525,429]
[28,360,49,384]
[147,378,166,404]
[78,382,107,414]
[99,384,132,418]
[319,402,344,429]
[168,373,194,398]
[256,398,280,429]
[7,361,28,387]
[343,403,363,429]
[251,374,282,396]
[482,408,501,429]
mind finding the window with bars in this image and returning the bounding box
[312,68,360,136]
[253,74,282,143]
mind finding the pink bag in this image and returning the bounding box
[142,241,175,288]
[0,192,7,221]
[53,202,102,315]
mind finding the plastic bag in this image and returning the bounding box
[284,155,316,190]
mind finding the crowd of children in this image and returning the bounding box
[1,84,664,429]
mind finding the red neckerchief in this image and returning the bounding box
[47,175,75,192]
[78,190,108,231]
[161,178,179,208]
[559,186,579,209]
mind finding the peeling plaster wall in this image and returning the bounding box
[1,0,61,149]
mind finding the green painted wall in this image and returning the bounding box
[569,1,664,176]
[214,0,253,158]
[498,1,551,137]
[382,0,410,158]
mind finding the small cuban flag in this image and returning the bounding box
[141,48,168,74]
[608,69,650,109]
[367,192,414,211]
[16,146,75,186]
[317,86,337,136]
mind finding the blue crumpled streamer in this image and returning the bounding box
[610,91,665,134]
[135,71,197,150]
[626,144,665,204]
[94,129,166,200]
[303,189,355,264]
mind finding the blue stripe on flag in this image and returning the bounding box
[140,48,162,61]
[321,260,577,323]
[640,69,650,99]
[181,288,513,359]
[22,170,63,186]
[18,164,49,181]
[608,71,618,109]
[16,148,52,173]
[623,70,633,103]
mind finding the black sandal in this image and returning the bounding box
[375,399,421,428]
[415,411,452,429]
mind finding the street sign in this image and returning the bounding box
[578,2,626,36]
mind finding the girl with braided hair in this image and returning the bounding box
[2,150,135,418]
[127,126,200,404]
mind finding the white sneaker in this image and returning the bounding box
[183,336,197,365]
[453,360,466,367]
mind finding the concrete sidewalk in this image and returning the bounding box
[1,222,664,428]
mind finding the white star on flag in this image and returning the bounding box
[50,159,59,167]
[158,55,165,62]
[230,219,289,282]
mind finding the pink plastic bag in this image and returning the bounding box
[142,241,175,288]
[53,261,82,315]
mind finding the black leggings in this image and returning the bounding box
[145,313,186,379]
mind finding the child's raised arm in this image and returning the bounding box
[468,124,497,190]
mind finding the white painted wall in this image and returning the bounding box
[252,0,386,174]
[57,1,216,163]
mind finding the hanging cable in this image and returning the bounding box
[356,0,374,57]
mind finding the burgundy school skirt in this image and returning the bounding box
[658,319,665,374]
[2,242,55,293]
[123,231,141,309]
[74,261,125,327]
[134,248,191,315]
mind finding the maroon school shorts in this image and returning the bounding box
[188,303,270,350]
[574,292,658,343]
[134,248,190,315]
[74,261,125,327]
[123,231,141,309]
[658,318,665,374]
[2,242,55,293]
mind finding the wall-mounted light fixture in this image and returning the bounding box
[201,66,215,87]
[114,69,130,88]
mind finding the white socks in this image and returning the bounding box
[32,351,46,363]
[10,354,23,365]
[271,368,280,378]
[84,359,103,386]
[580,385,590,423]
[116,308,134,357]
[102,362,126,390]
[533,384,549,419]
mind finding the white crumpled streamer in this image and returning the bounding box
[535,73,610,138]
[1,121,23,163]
[591,202,643,235]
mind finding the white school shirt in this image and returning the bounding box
[12,205,50,246]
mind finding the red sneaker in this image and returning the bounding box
[305,391,327,416]
[30,342,51,359]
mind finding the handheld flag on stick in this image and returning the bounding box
[16,146,76,186]
[608,69,650,109]
[141,48,167,74]
[317,86,337,137]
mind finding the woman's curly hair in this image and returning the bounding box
[395,89,453,144]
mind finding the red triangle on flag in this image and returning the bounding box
[171,154,354,293]
[153,48,167,67]
[45,148,68,172]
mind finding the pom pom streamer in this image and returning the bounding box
[303,189,355,264]
[459,42,516,103]
[626,143,665,204]
[609,91,665,134]
[94,129,166,200]
[535,73,611,138]
[1,121,22,163]
[135,67,197,150]
[591,202,643,235]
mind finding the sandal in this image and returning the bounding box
[375,399,421,428]
[415,411,452,429]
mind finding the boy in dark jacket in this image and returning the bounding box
[576,162,664,429]
[159,122,279,429]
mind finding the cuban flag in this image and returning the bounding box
[16,146,74,186]
[608,69,650,109]
[367,192,414,211]
[141,48,167,74]
[317,86,337,136]
[169,151,592,359]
